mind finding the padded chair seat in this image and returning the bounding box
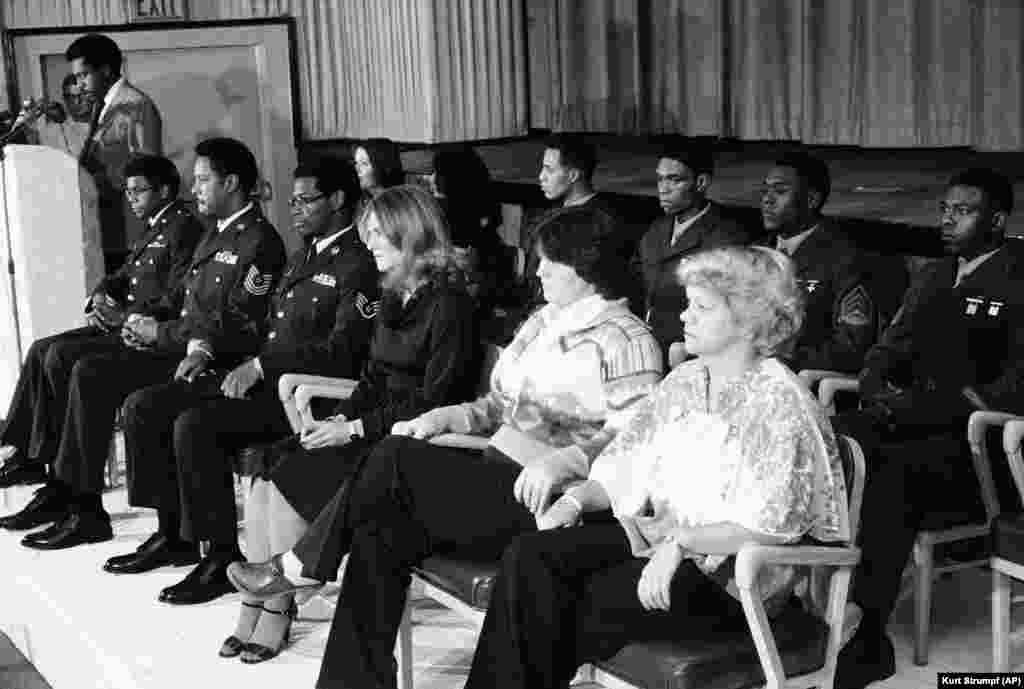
[595,601,828,689]
[414,557,499,610]
[993,513,1024,564]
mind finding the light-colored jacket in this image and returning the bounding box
[81,79,162,192]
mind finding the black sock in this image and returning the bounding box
[207,541,241,562]
[74,492,105,516]
[157,510,181,542]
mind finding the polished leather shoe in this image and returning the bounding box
[103,533,200,574]
[158,555,239,605]
[0,483,69,531]
[226,555,322,602]
[21,512,113,550]
[0,455,48,489]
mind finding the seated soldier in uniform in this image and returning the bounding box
[760,153,881,374]
[0,154,202,497]
[834,168,1024,689]
[103,156,381,606]
[638,144,754,367]
[7,137,287,552]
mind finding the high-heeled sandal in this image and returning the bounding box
[239,602,296,664]
[219,601,263,658]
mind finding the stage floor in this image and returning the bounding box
[401,136,1024,236]
[0,483,1015,688]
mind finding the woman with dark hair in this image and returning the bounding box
[227,206,663,688]
[219,185,478,664]
[431,145,517,312]
[353,139,404,239]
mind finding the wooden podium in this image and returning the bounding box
[0,144,104,413]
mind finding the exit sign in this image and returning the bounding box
[131,0,189,22]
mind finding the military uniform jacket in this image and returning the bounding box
[639,202,753,354]
[258,228,380,385]
[91,200,203,317]
[864,244,1024,417]
[154,205,286,359]
[784,223,878,374]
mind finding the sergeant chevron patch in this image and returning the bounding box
[244,265,272,296]
[356,291,380,319]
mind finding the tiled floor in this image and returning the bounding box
[0,483,1020,689]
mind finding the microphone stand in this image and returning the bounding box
[0,142,24,364]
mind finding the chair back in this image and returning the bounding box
[837,434,866,543]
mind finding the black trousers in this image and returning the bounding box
[466,524,747,689]
[307,435,536,689]
[0,326,118,465]
[831,410,999,633]
[51,347,181,496]
[123,379,291,544]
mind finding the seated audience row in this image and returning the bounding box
[0,126,1018,689]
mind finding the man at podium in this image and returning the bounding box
[0,155,201,498]
[68,33,162,254]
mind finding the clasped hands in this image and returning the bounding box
[88,293,126,333]
[300,415,353,450]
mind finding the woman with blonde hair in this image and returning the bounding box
[221,184,479,663]
[464,246,850,689]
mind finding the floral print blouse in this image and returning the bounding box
[589,357,850,610]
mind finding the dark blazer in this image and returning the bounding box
[258,229,380,385]
[332,280,481,441]
[639,202,754,355]
[154,205,287,360]
[91,200,203,317]
[863,243,1024,421]
[784,222,879,374]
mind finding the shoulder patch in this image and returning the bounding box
[838,284,873,327]
[355,291,380,319]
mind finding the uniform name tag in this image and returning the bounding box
[215,250,239,265]
[965,297,983,315]
[313,273,337,288]
[149,242,167,248]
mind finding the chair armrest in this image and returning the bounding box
[278,374,360,432]
[819,376,859,413]
[1004,420,1024,508]
[294,381,359,410]
[734,544,861,591]
[798,369,854,389]
[429,433,491,451]
[967,410,1024,521]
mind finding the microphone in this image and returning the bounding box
[0,98,66,143]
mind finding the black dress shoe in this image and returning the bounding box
[835,630,895,689]
[21,512,113,550]
[158,554,240,605]
[103,533,200,574]
[0,483,69,531]
[0,457,47,489]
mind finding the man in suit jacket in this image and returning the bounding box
[67,33,162,252]
[10,138,286,554]
[0,154,201,493]
[834,169,1024,689]
[760,153,881,374]
[106,157,380,605]
[639,146,755,365]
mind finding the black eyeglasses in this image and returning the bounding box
[124,185,154,199]
[289,193,327,209]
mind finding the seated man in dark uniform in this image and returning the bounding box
[761,152,881,374]
[834,168,1024,689]
[0,154,201,492]
[6,137,287,552]
[107,156,380,606]
[638,145,754,366]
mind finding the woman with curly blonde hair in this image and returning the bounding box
[220,185,479,664]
